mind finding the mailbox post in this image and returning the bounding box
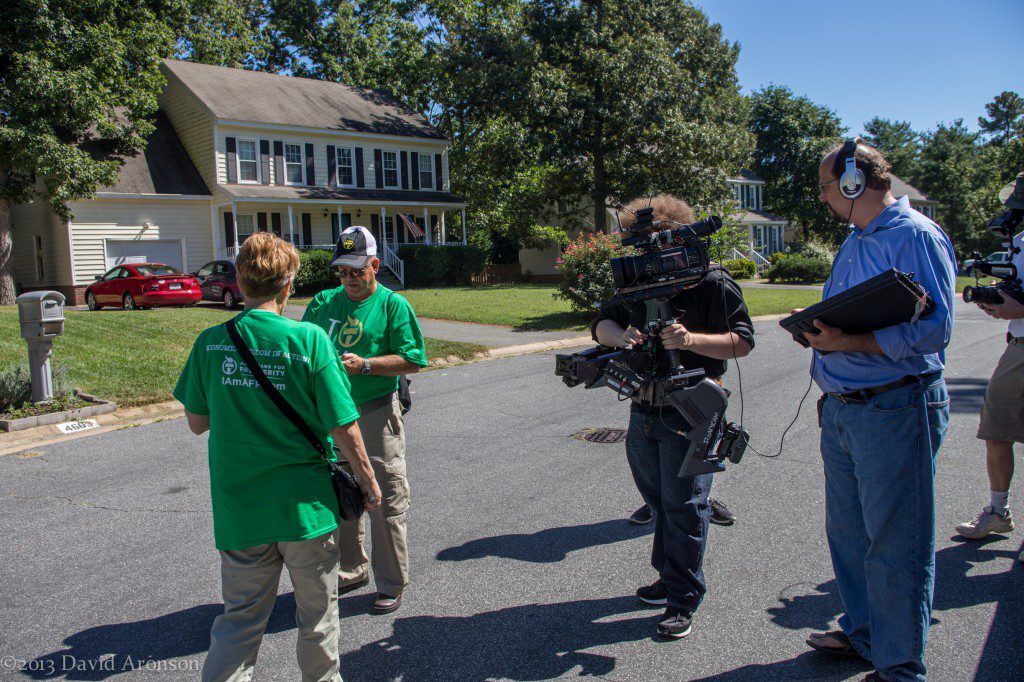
[15,291,66,403]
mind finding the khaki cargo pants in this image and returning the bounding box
[339,393,410,596]
[202,529,342,682]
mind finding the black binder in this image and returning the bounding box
[779,269,935,350]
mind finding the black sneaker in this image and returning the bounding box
[710,498,735,526]
[636,579,669,606]
[629,504,653,525]
[657,607,693,639]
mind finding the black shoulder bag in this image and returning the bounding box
[385,291,413,415]
[226,318,364,520]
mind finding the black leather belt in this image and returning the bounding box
[828,372,938,405]
[358,391,397,416]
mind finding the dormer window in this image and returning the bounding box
[382,151,399,188]
[237,139,258,183]
[284,144,303,184]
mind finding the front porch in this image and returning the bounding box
[214,198,468,288]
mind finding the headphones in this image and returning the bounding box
[834,137,866,200]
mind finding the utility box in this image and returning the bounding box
[16,291,66,403]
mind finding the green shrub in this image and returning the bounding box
[294,249,337,295]
[0,362,74,413]
[790,239,836,263]
[721,258,757,280]
[766,253,832,283]
[398,245,488,287]
[555,232,635,313]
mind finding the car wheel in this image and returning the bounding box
[123,293,137,310]
[223,290,236,309]
[86,291,100,311]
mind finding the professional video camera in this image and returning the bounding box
[962,203,1024,305]
[555,208,748,477]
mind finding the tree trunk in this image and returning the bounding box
[590,0,607,234]
[0,197,17,305]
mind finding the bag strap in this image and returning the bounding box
[226,317,329,461]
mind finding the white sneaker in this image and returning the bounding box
[956,506,1015,539]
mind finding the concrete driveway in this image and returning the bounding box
[0,300,1019,681]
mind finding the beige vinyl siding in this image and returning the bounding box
[69,199,212,284]
[10,200,72,289]
[215,125,448,190]
[158,75,215,191]
[519,245,561,276]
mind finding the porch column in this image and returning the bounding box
[336,203,342,244]
[380,205,387,251]
[460,208,467,245]
[287,205,295,244]
[440,211,446,243]
[423,207,431,244]
[231,201,240,257]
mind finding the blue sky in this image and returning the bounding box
[694,0,1024,135]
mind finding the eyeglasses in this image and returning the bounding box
[336,267,367,279]
[818,177,838,192]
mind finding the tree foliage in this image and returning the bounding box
[747,85,847,244]
[861,117,920,181]
[977,90,1024,146]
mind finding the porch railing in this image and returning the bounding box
[381,243,405,288]
[729,247,772,272]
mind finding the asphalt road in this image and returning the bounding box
[0,300,1020,681]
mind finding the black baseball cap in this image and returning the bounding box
[331,226,377,268]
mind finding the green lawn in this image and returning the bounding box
[0,307,485,407]
[393,284,823,331]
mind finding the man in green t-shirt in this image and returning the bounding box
[303,225,428,614]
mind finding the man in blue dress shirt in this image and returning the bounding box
[798,140,956,682]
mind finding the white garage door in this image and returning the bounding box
[105,240,184,271]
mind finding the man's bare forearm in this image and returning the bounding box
[369,355,421,376]
[679,332,752,360]
[330,421,375,481]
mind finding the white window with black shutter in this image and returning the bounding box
[237,139,259,183]
[284,144,304,185]
[236,214,256,243]
[382,151,399,189]
[336,147,355,187]
[419,155,434,190]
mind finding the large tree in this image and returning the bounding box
[861,117,920,182]
[747,85,846,244]
[978,90,1024,146]
[0,0,187,304]
[519,0,751,232]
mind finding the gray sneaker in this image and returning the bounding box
[956,506,1014,539]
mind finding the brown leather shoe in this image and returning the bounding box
[372,592,402,614]
[338,574,369,596]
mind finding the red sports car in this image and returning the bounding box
[85,263,201,310]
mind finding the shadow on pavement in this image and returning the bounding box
[343,595,655,681]
[944,377,989,414]
[760,539,1023,681]
[688,650,871,681]
[23,594,297,680]
[436,519,653,563]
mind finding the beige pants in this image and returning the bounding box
[202,530,342,682]
[978,339,1024,443]
[339,393,410,596]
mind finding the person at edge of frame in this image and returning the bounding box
[592,194,754,640]
[798,139,956,682]
[954,171,1024,566]
[302,225,428,616]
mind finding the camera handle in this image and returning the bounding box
[658,299,685,371]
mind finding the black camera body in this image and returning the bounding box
[962,206,1024,305]
[555,209,748,477]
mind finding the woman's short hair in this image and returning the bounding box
[234,232,300,299]
[617,195,696,230]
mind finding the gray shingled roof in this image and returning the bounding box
[739,209,787,224]
[223,185,465,205]
[731,169,765,182]
[83,111,210,195]
[890,174,936,203]
[161,59,447,141]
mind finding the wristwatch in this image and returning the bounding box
[361,358,372,375]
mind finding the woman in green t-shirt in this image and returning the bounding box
[174,232,380,682]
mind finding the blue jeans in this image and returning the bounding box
[626,404,713,614]
[820,375,949,682]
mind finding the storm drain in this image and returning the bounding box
[573,428,628,444]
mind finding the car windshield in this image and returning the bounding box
[135,265,184,277]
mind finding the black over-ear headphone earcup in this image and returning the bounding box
[837,138,865,200]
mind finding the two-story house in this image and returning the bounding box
[11,59,467,303]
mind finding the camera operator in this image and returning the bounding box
[956,173,1024,552]
[801,140,956,682]
[592,195,753,639]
